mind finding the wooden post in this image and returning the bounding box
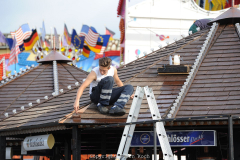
[65,137,71,160]
[177,149,181,160]
[101,132,106,160]
[228,115,234,160]
[72,126,81,160]
[0,136,6,160]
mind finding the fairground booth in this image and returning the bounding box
[0,7,240,160]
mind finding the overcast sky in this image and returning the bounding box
[0,0,145,39]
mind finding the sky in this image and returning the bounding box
[0,0,145,39]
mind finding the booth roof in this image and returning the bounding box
[0,27,211,133]
[0,62,88,122]
[1,9,240,134]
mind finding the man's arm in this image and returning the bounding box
[74,71,96,113]
[113,67,123,87]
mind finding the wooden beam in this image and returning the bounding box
[101,132,106,160]
[72,126,81,160]
[65,137,71,160]
[0,136,6,160]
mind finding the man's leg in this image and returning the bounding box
[90,76,114,114]
[109,84,134,115]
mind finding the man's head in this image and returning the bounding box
[99,57,112,75]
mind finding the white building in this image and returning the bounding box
[123,0,230,64]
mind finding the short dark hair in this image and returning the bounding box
[99,57,112,68]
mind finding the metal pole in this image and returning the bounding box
[228,115,234,160]
[232,0,235,7]
[153,123,157,160]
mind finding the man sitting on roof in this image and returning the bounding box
[74,57,134,116]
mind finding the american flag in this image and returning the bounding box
[85,28,99,47]
[79,25,89,37]
[8,38,21,66]
[15,24,32,45]
[10,32,15,39]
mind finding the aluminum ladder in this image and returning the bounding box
[116,86,174,160]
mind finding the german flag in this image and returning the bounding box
[87,41,103,53]
[82,44,90,58]
[64,24,71,45]
[23,29,39,51]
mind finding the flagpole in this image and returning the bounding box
[51,27,53,50]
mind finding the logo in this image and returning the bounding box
[73,35,81,49]
[140,133,150,144]
[99,36,103,43]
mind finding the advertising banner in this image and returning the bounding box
[23,134,55,151]
[131,130,216,147]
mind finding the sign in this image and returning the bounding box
[131,130,216,147]
[6,147,12,159]
[23,134,55,151]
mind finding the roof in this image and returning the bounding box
[174,24,240,118]
[209,7,240,25]
[0,62,88,122]
[1,9,240,134]
[0,28,209,132]
[37,50,72,63]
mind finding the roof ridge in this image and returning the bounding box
[122,31,208,85]
[169,23,227,119]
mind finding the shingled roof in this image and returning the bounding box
[1,8,240,134]
[0,52,88,124]
[0,28,209,133]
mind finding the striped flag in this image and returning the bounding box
[8,38,21,66]
[85,27,99,47]
[80,25,89,37]
[15,24,32,45]
[10,32,15,39]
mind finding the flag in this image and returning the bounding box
[87,35,110,53]
[10,32,15,39]
[15,24,32,45]
[82,45,91,58]
[54,27,59,49]
[63,36,73,47]
[80,25,89,37]
[41,21,46,42]
[105,27,115,37]
[40,37,51,48]
[23,29,39,51]
[6,38,13,49]
[71,29,84,49]
[8,38,21,66]
[95,35,110,59]
[85,27,99,47]
[19,44,25,52]
[64,24,71,45]
[0,31,6,44]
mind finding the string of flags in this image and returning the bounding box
[1,22,115,65]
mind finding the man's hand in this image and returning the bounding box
[74,100,79,113]
[130,94,134,99]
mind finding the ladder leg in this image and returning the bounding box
[116,86,145,160]
[144,86,174,160]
